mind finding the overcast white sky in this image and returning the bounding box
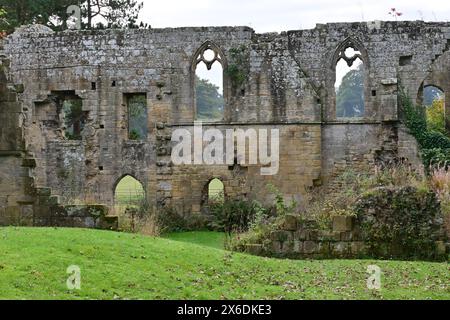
[139,0,450,32]
[142,0,450,90]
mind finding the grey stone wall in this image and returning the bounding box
[1,21,450,221]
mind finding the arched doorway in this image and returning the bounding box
[201,178,225,214]
[207,178,225,203]
[114,175,145,217]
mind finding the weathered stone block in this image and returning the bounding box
[350,242,366,255]
[318,242,331,255]
[293,240,303,253]
[280,214,298,231]
[435,241,446,256]
[303,241,319,254]
[96,216,119,230]
[340,231,353,241]
[294,229,307,241]
[331,242,350,256]
[306,230,319,241]
[270,230,292,242]
[272,241,282,254]
[332,216,354,232]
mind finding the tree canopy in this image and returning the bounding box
[426,98,446,135]
[336,65,365,118]
[0,8,7,36]
[0,0,144,32]
[81,0,143,29]
[195,76,224,121]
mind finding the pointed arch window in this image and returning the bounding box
[193,42,226,122]
[334,41,366,119]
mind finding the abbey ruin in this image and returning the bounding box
[1,21,450,228]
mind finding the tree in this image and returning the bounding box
[336,66,365,118]
[63,99,85,140]
[81,0,143,29]
[0,8,7,36]
[195,76,224,120]
[426,98,446,135]
[0,0,73,32]
[423,86,443,106]
[0,0,144,32]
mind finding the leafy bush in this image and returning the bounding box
[225,185,300,250]
[129,129,141,140]
[225,45,249,89]
[355,186,445,260]
[156,206,208,233]
[267,184,298,217]
[208,199,270,235]
[304,165,427,229]
[430,166,450,238]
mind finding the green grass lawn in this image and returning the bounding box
[164,231,226,249]
[0,227,448,300]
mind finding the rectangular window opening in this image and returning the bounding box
[399,55,413,66]
[125,93,148,140]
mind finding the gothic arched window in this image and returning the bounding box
[334,41,366,119]
[193,42,225,121]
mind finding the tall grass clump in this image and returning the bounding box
[304,164,427,229]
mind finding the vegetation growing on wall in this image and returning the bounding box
[225,45,249,89]
[355,186,444,260]
[230,165,448,260]
[400,88,450,168]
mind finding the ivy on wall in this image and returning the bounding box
[400,88,450,168]
[225,45,250,89]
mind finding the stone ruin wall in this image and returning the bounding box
[1,21,450,226]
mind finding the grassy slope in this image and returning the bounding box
[0,227,448,300]
[164,231,225,250]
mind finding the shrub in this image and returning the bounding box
[129,129,141,140]
[430,166,450,237]
[208,199,270,235]
[267,184,298,217]
[304,165,427,229]
[225,186,299,250]
[355,186,445,260]
[156,206,208,233]
[225,45,249,89]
